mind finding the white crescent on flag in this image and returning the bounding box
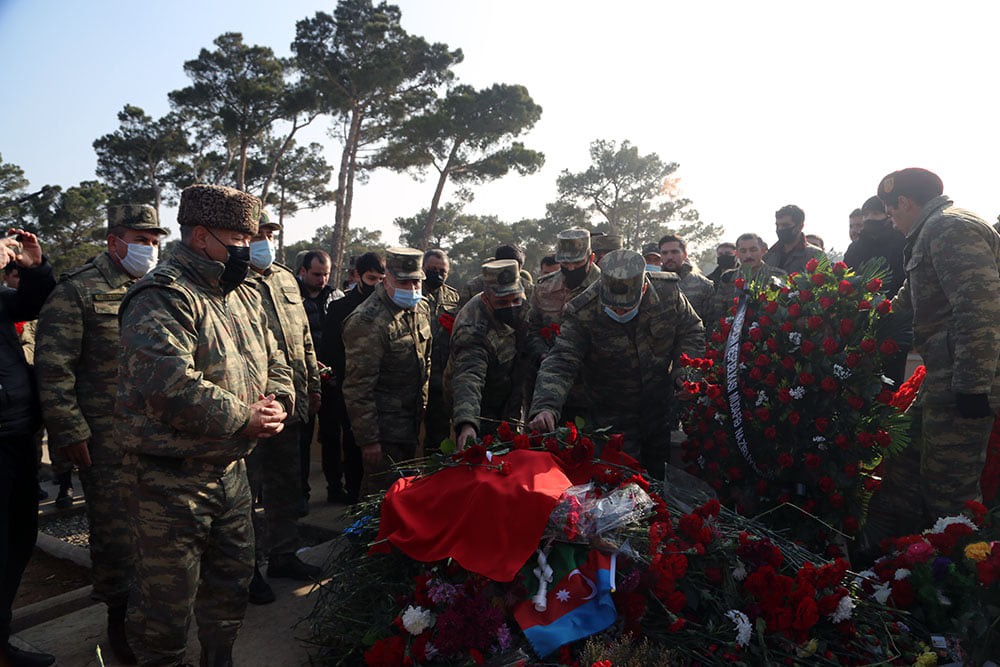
[568,568,597,600]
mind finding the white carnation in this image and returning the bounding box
[872,582,892,605]
[756,390,768,407]
[829,595,855,623]
[732,560,747,581]
[725,609,753,647]
[833,364,851,379]
[401,605,435,635]
[928,515,977,534]
[789,386,806,400]
[894,568,910,580]
[788,332,802,346]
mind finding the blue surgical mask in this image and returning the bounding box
[391,287,422,310]
[118,242,158,278]
[249,239,276,270]
[645,264,661,273]
[604,304,639,323]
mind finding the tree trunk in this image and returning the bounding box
[330,108,363,278]
[419,142,459,250]
[237,138,249,191]
[278,183,286,262]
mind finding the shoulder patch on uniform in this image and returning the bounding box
[564,283,598,314]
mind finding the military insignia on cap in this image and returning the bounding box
[403,257,418,271]
[497,268,515,285]
[882,176,894,193]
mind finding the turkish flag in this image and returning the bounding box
[374,450,572,582]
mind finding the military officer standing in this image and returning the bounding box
[868,168,1000,541]
[445,260,528,449]
[115,185,294,666]
[529,250,704,474]
[658,233,715,324]
[421,249,460,450]
[526,229,602,424]
[245,212,322,605]
[341,248,432,493]
[35,204,167,664]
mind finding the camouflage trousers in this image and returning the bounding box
[77,462,132,605]
[361,441,417,497]
[246,423,302,561]
[867,402,992,543]
[124,454,253,666]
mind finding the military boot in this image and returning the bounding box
[107,604,137,664]
[247,564,275,605]
[266,553,321,581]
[199,646,234,667]
[54,471,73,509]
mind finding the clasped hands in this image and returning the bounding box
[246,393,287,439]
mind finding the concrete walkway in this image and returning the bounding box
[14,460,353,667]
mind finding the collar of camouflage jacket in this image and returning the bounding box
[94,250,135,288]
[907,195,953,241]
[172,242,228,292]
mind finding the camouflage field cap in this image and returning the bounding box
[641,242,661,259]
[600,249,647,309]
[258,209,281,231]
[385,247,426,280]
[555,228,592,263]
[481,259,523,298]
[177,184,261,235]
[591,233,623,253]
[107,204,168,234]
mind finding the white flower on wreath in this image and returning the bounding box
[852,569,876,589]
[725,609,753,647]
[872,581,892,605]
[756,390,768,407]
[732,560,747,581]
[928,515,977,534]
[894,568,911,581]
[833,364,851,379]
[788,290,800,300]
[789,386,806,400]
[829,595,855,623]
[812,436,826,443]
[788,331,802,346]
[937,591,953,606]
[401,605,435,635]
[714,412,726,424]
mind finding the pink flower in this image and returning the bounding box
[904,541,935,565]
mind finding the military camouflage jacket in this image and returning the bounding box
[530,273,705,435]
[115,243,295,462]
[675,263,716,324]
[444,295,527,433]
[526,264,602,363]
[710,262,788,328]
[892,195,1000,405]
[459,269,535,308]
[763,235,826,275]
[250,263,320,423]
[35,252,136,458]
[424,283,460,391]
[341,283,432,446]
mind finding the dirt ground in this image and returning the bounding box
[14,548,90,608]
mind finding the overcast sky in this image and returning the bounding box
[3,0,999,256]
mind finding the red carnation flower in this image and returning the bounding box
[833,261,848,275]
[823,338,839,355]
[876,299,892,314]
[807,316,823,330]
[734,277,746,290]
[821,377,838,392]
[811,273,827,286]
[860,338,877,353]
[805,258,820,273]
[819,296,836,309]
[866,278,883,293]
[788,303,802,317]
[858,299,871,310]
[799,289,813,301]
[838,279,855,295]
[880,339,899,355]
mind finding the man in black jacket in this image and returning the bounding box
[844,196,908,298]
[316,252,384,504]
[1,230,56,667]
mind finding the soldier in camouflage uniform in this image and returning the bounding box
[245,213,322,605]
[458,243,534,308]
[526,229,602,424]
[867,168,1000,542]
[342,248,432,494]
[422,249,460,451]
[710,233,788,328]
[529,250,704,475]
[115,185,294,667]
[591,233,622,266]
[445,260,528,449]
[35,204,167,664]
[659,233,716,324]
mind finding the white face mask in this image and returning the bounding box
[118,242,158,278]
[249,239,276,271]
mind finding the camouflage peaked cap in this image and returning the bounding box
[641,242,661,259]
[481,259,523,298]
[178,184,261,235]
[107,204,167,234]
[258,209,281,231]
[385,247,426,280]
[555,228,592,263]
[600,250,647,309]
[592,233,623,253]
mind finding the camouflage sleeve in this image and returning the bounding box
[671,289,706,384]
[421,311,432,410]
[35,281,91,447]
[262,313,295,416]
[529,309,589,418]
[931,220,1000,394]
[119,286,251,439]
[303,317,321,395]
[449,327,491,432]
[891,276,913,319]
[524,292,549,363]
[341,312,385,446]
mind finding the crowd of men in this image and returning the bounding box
[1,167,998,666]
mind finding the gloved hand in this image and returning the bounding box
[956,393,993,419]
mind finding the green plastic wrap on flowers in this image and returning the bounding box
[679,255,911,548]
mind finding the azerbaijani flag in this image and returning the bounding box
[514,546,617,657]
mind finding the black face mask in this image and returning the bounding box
[359,281,376,297]
[207,230,251,294]
[716,254,737,269]
[494,304,523,328]
[776,227,800,245]
[561,263,588,289]
[424,269,445,291]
